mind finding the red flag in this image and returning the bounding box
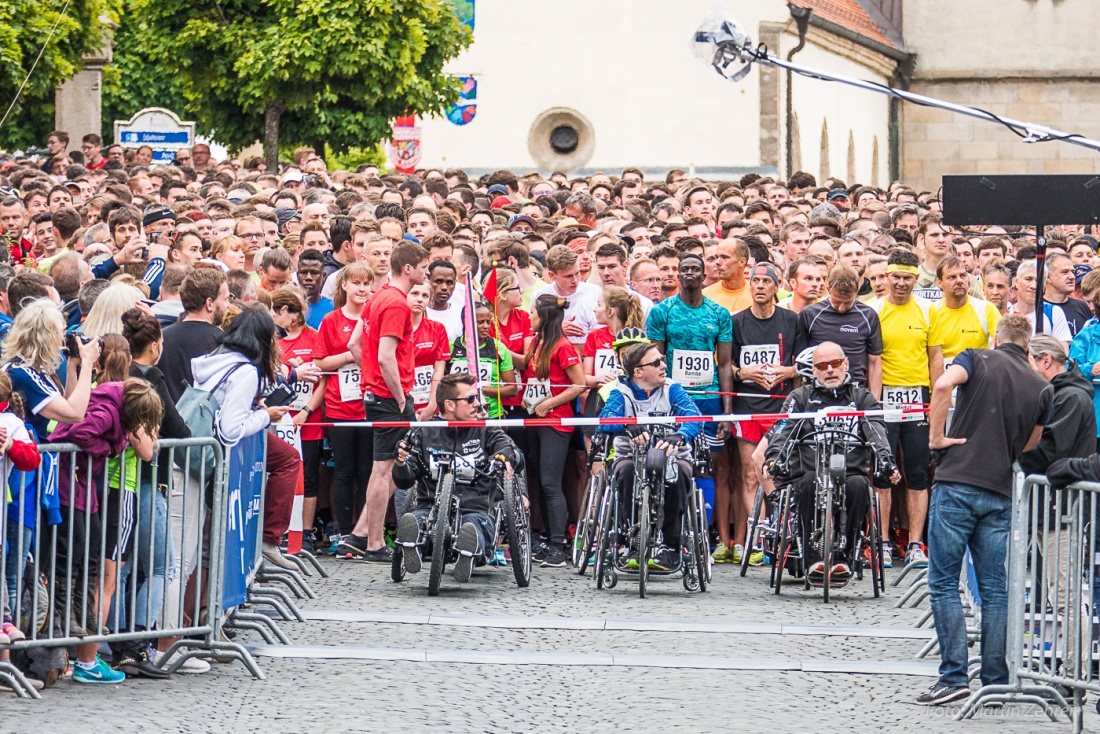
[482,265,498,305]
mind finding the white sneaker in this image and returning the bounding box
[155,648,211,674]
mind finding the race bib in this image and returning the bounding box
[273,414,303,458]
[740,344,779,369]
[523,378,551,411]
[411,365,434,406]
[671,349,714,388]
[338,363,361,403]
[449,359,493,385]
[883,386,923,423]
[594,348,619,376]
[813,407,859,435]
[290,379,314,411]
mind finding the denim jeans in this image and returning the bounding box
[927,481,1011,688]
[112,487,174,631]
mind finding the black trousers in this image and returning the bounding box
[795,472,869,566]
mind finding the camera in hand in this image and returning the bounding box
[265,385,296,408]
[64,332,103,359]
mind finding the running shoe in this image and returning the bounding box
[532,541,550,564]
[1,623,23,642]
[397,514,422,574]
[541,544,568,568]
[731,544,745,564]
[72,655,126,684]
[806,560,826,582]
[649,546,675,571]
[452,522,480,582]
[882,542,894,568]
[624,556,640,570]
[830,562,852,580]
[711,543,734,563]
[906,542,929,568]
[748,547,765,566]
[361,546,393,564]
[915,683,971,706]
[337,534,369,560]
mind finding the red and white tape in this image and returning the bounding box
[302,407,929,430]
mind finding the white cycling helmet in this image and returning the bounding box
[795,346,816,379]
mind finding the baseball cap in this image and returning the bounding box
[827,188,850,201]
[487,184,509,196]
[282,168,304,183]
[507,214,537,231]
[274,206,302,231]
[489,195,512,209]
[1074,263,1093,284]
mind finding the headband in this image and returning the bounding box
[887,263,918,275]
[750,263,780,286]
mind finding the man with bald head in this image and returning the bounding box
[760,341,899,585]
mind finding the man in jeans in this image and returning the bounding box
[919,314,1053,705]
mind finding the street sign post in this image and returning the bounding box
[113,107,196,163]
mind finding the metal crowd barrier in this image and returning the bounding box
[958,472,1100,731]
[0,437,269,697]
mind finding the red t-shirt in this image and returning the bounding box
[583,326,618,378]
[411,317,451,409]
[494,308,533,408]
[314,308,364,421]
[525,337,581,433]
[279,327,323,441]
[362,284,415,400]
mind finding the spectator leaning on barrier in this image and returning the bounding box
[919,314,1053,707]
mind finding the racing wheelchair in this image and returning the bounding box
[740,418,889,603]
[585,426,712,598]
[390,432,532,596]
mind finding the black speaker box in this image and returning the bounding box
[942,174,1100,227]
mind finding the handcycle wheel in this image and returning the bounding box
[575,470,604,574]
[696,479,712,585]
[638,479,650,599]
[685,480,708,593]
[739,485,766,578]
[869,489,884,598]
[391,544,407,583]
[428,474,454,597]
[594,477,616,590]
[772,486,792,595]
[822,477,833,604]
[503,475,531,588]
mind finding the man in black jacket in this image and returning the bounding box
[393,373,523,583]
[762,342,898,583]
[1019,334,1096,475]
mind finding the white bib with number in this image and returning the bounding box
[273,414,303,458]
[883,386,923,423]
[290,379,314,412]
[671,349,714,388]
[338,363,361,403]
[449,359,492,385]
[740,344,779,369]
[594,348,619,376]
[410,365,434,406]
[523,378,551,411]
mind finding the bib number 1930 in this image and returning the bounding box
[671,350,714,388]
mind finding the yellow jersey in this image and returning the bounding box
[871,297,943,387]
[930,297,999,362]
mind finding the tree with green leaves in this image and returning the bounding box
[133,0,472,169]
[0,0,118,150]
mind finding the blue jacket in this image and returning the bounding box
[1069,320,1100,437]
[597,376,702,443]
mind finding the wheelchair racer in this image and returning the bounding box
[761,342,899,583]
[394,372,524,583]
[598,340,702,570]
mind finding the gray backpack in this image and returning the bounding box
[174,363,253,483]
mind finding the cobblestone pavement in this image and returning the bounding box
[3,558,1096,733]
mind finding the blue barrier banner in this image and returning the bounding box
[223,432,266,609]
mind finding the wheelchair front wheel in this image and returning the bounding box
[428,475,454,597]
[391,544,407,583]
[504,475,531,588]
[575,470,604,575]
[638,481,651,599]
[594,478,616,590]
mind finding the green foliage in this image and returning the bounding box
[101,0,188,141]
[133,0,472,155]
[0,0,119,149]
[326,144,388,173]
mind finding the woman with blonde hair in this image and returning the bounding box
[210,235,246,271]
[81,283,145,338]
[583,285,644,388]
[315,262,375,553]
